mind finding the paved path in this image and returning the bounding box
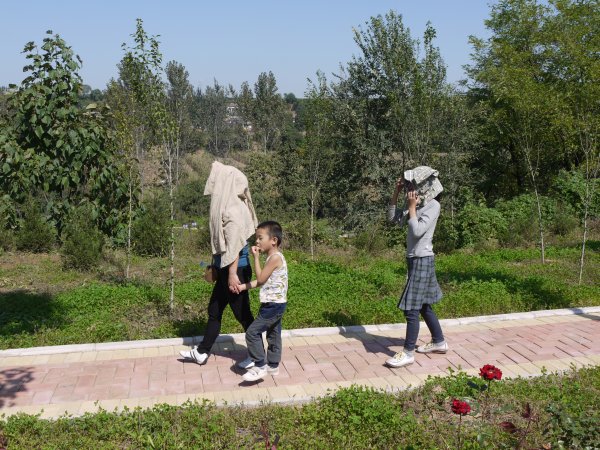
[1,307,599,420]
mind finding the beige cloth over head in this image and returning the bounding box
[204,161,259,268]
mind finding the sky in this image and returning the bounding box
[1,1,494,96]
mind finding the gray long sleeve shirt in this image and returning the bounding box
[388,199,440,258]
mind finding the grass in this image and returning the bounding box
[0,240,599,349]
[1,366,598,449]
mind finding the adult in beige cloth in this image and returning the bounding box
[180,161,258,367]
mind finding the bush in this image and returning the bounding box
[60,204,104,270]
[495,194,578,245]
[14,199,56,252]
[283,218,344,251]
[434,213,459,254]
[352,223,389,254]
[131,197,171,257]
[455,203,508,248]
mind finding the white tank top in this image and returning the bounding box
[259,252,288,304]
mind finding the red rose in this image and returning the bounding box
[479,364,503,381]
[451,399,471,415]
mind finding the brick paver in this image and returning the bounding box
[1,308,599,419]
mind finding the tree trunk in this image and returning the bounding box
[524,147,545,264]
[126,171,133,280]
[168,147,175,312]
[533,186,546,264]
[310,189,315,260]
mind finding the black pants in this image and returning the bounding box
[403,304,444,352]
[197,265,254,354]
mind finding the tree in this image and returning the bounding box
[324,11,455,227]
[466,0,600,265]
[106,19,165,278]
[0,31,128,236]
[236,81,255,151]
[166,60,194,183]
[197,79,228,155]
[303,72,336,258]
[253,71,289,152]
[546,0,600,282]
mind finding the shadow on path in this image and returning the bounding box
[0,367,34,409]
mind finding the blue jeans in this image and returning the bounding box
[403,303,444,352]
[245,302,287,368]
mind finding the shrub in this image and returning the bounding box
[435,214,459,254]
[495,194,578,245]
[131,196,171,257]
[455,203,508,248]
[352,225,389,254]
[284,217,344,251]
[14,198,56,252]
[60,203,104,270]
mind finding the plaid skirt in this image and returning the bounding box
[398,256,443,311]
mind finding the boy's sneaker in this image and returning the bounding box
[385,351,415,368]
[236,357,255,370]
[416,341,449,354]
[242,365,268,382]
[266,365,279,376]
[179,347,208,365]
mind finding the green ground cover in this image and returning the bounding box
[1,244,598,349]
[1,366,598,449]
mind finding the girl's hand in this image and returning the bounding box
[394,178,404,194]
[236,283,246,292]
[407,190,419,208]
[251,245,260,255]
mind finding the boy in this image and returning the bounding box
[236,221,288,382]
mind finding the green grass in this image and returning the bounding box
[1,366,598,449]
[1,244,599,349]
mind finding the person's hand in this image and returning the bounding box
[407,190,419,209]
[228,273,241,293]
[236,283,246,292]
[394,178,404,194]
[251,245,260,255]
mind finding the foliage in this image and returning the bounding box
[455,202,508,248]
[14,198,56,253]
[60,203,104,271]
[131,196,171,257]
[0,31,129,235]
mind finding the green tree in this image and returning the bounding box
[166,60,195,181]
[197,79,228,154]
[253,71,290,152]
[0,31,128,235]
[303,72,336,257]
[324,11,457,227]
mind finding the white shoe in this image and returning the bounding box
[385,352,415,368]
[179,347,208,365]
[416,341,449,354]
[236,356,255,370]
[242,365,267,382]
[267,365,279,376]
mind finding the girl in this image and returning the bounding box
[386,166,448,368]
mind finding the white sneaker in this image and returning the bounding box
[179,347,208,365]
[236,356,255,370]
[242,365,267,382]
[385,352,415,368]
[416,341,449,354]
[267,365,279,376]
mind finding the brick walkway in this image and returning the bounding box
[1,308,599,419]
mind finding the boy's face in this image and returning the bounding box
[255,228,275,252]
